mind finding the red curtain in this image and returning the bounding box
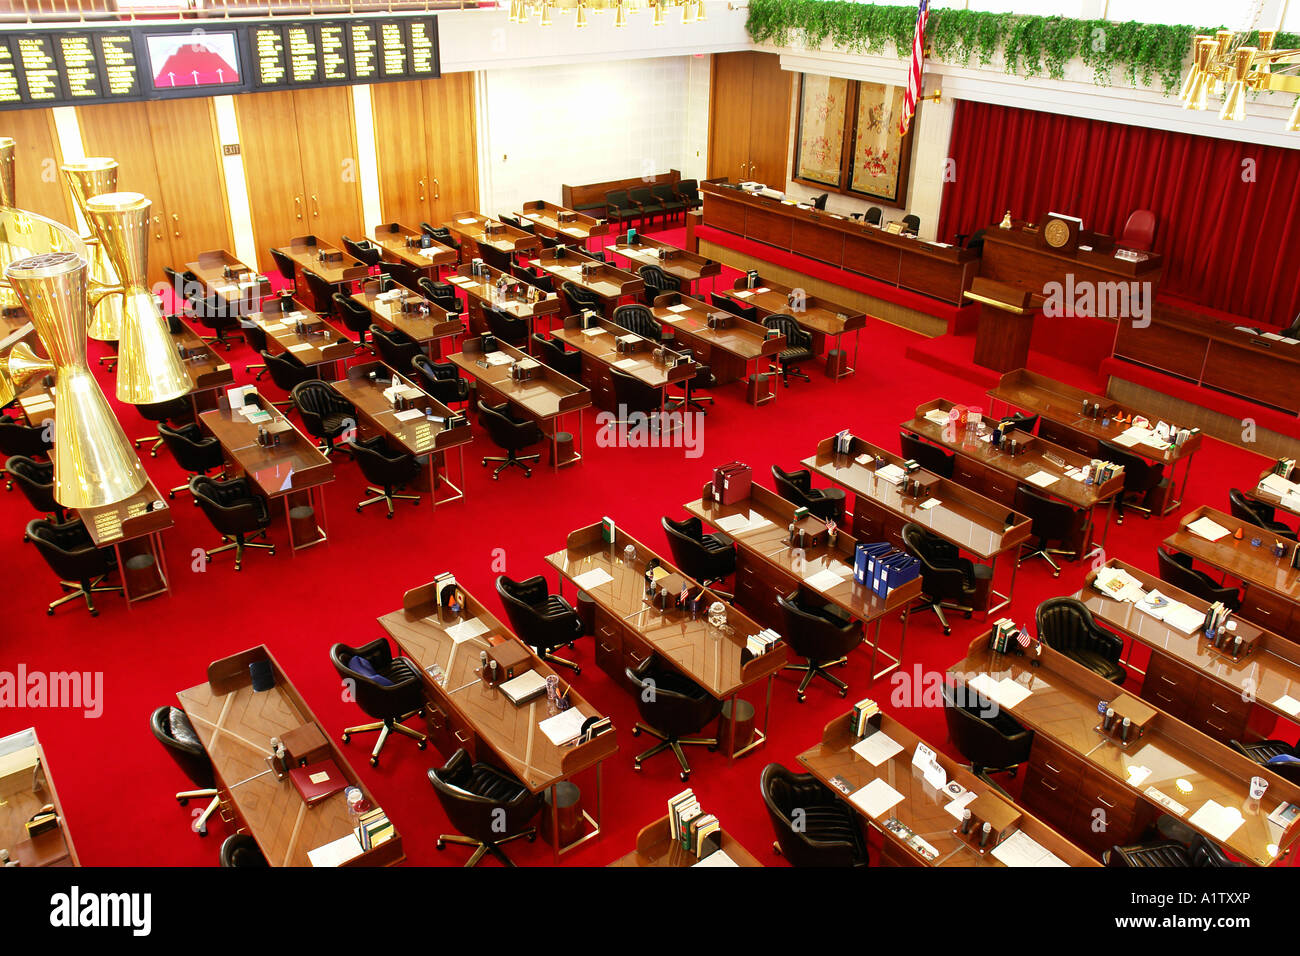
[936,100,1300,327]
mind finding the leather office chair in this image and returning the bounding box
[498,213,526,231]
[560,280,602,317]
[811,193,828,210]
[605,189,640,228]
[474,243,513,276]
[132,394,192,458]
[28,518,120,617]
[417,276,461,311]
[676,179,702,211]
[150,705,220,837]
[666,353,715,415]
[901,522,986,635]
[369,324,425,372]
[1119,209,1156,252]
[584,249,607,264]
[158,422,224,499]
[6,456,63,523]
[262,349,315,408]
[942,678,1033,776]
[185,273,243,350]
[865,206,883,226]
[1281,313,1300,339]
[484,305,529,348]
[291,380,355,458]
[609,367,662,430]
[764,314,813,385]
[661,515,735,594]
[1229,487,1296,540]
[1105,834,1241,867]
[710,291,756,322]
[652,182,685,223]
[628,186,665,230]
[638,263,681,298]
[901,214,921,235]
[429,749,541,867]
[899,430,955,478]
[1035,596,1127,685]
[330,638,427,766]
[477,399,542,479]
[771,464,846,523]
[350,435,421,518]
[626,658,721,781]
[411,354,470,406]
[332,291,374,346]
[302,270,340,320]
[190,475,275,571]
[760,763,868,866]
[342,236,381,269]
[999,412,1038,436]
[0,416,52,490]
[496,573,584,673]
[219,834,268,867]
[614,302,673,344]
[779,591,861,701]
[510,264,553,294]
[1013,485,1086,576]
[1229,738,1300,784]
[269,247,297,292]
[1155,547,1241,610]
[531,333,582,378]
[420,224,461,258]
[1099,440,1164,525]
[240,320,269,380]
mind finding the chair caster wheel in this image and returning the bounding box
[342,733,351,743]
[527,832,536,842]
[436,840,446,851]
[573,665,581,675]
[197,827,208,837]
[177,797,189,806]
[943,626,951,636]
[630,727,640,737]
[417,739,427,750]
[481,460,488,467]
[386,513,393,519]
[46,609,54,616]
[680,771,690,782]
[839,687,848,698]
[90,609,99,617]
[1008,768,1018,778]
[632,762,642,771]
[964,611,972,619]
[369,756,378,767]
[1052,570,1061,578]
[169,491,176,499]
[797,694,806,703]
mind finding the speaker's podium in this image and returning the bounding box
[965,277,1035,374]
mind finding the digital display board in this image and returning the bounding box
[0,14,439,111]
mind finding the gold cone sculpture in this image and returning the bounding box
[83,191,190,405]
[61,158,125,343]
[0,137,22,312]
[5,248,147,507]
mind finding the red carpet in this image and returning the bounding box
[0,228,1287,867]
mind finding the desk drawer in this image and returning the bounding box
[1191,681,1250,743]
[1140,653,1198,722]
[1239,587,1294,636]
[1028,734,1081,786]
[952,455,986,493]
[1020,767,1077,829]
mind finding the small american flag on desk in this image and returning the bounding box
[1016,624,1032,649]
[899,0,930,136]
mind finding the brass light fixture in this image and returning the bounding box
[1179,29,1300,129]
[5,245,148,508]
[575,0,588,27]
[61,158,125,344]
[83,191,191,406]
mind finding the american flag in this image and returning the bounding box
[1016,626,1032,649]
[899,0,930,136]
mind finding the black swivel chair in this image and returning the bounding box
[1035,596,1127,685]
[240,320,269,380]
[342,236,381,269]
[429,749,541,867]
[302,270,341,320]
[484,306,529,348]
[531,334,582,378]
[262,349,315,408]
[190,475,275,571]
[0,416,52,490]
[6,456,63,523]
[1105,834,1243,867]
[666,357,715,415]
[629,186,665,230]
[158,422,224,499]
[1099,440,1165,525]
[614,302,673,344]
[560,280,602,317]
[901,214,921,235]
[609,368,662,429]
[369,324,425,371]
[1228,738,1300,784]
[865,206,883,226]
[474,243,513,275]
[1000,412,1038,436]
[27,518,120,617]
[1230,487,1296,540]
[626,658,721,781]
[496,573,584,673]
[411,354,470,407]
[186,275,243,350]
[652,182,685,223]
[661,515,735,594]
[330,639,427,766]
[899,430,955,478]
[771,464,846,523]
[901,522,986,635]
[132,395,193,458]
[333,291,374,346]
[639,263,681,298]
[764,314,813,385]
[269,247,298,293]
[1014,485,1087,576]
[219,834,268,867]
[760,763,868,866]
[291,380,355,458]
[478,399,542,479]
[1155,547,1241,610]
[417,276,460,311]
[420,224,461,257]
[150,706,219,837]
[350,435,421,518]
[811,193,828,210]
[710,291,756,322]
[778,592,862,701]
[942,678,1033,777]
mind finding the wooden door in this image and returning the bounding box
[1,107,74,226]
[708,52,753,182]
[145,98,232,276]
[747,52,792,188]
[291,85,363,243]
[423,74,479,223]
[371,80,433,227]
[235,89,308,274]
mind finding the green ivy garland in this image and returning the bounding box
[745,0,1300,94]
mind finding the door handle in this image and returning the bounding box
[152,214,162,241]
[294,196,303,221]
[418,178,426,202]
[432,177,440,200]
[311,194,320,219]
[171,213,181,238]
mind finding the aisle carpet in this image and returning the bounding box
[0,226,1287,867]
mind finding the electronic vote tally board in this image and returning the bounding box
[0,14,439,111]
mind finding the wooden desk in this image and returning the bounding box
[988,368,1202,515]
[349,279,464,354]
[331,360,470,508]
[178,646,403,867]
[951,636,1300,865]
[700,181,978,306]
[1249,469,1300,525]
[199,393,333,551]
[650,291,783,402]
[273,235,368,311]
[802,433,1031,617]
[1164,506,1300,641]
[798,713,1096,867]
[371,221,458,274]
[901,397,1124,553]
[78,477,172,604]
[0,728,78,867]
[721,274,866,380]
[444,212,541,257]
[1078,559,1300,744]
[608,814,761,867]
[173,319,234,406]
[686,481,919,681]
[448,336,589,470]
[546,521,788,758]
[517,200,609,247]
[552,313,695,414]
[607,234,721,294]
[379,580,617,860]
[186,249,271,317]
[446,263,562,339]
[249,302,356,373]
[532,247,644,318]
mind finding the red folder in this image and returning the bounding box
[288,759,348,805]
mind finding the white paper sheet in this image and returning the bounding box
[1026,470,1058,488]
[849,778,904,818]
[1187,516,1231,541]
[1189,800,1245,842]
[572,567,614,591]
[803,567,847,592]
[851,732,904,767]
[445,617,489,644]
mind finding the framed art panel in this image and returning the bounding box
[847,81,914,204]
[792,73,851,189]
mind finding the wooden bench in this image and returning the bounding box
[561,169,682,215]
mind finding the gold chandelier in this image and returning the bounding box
[1180,30,1300,130]
[510,0,706,27]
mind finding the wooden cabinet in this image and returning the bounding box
[1140,651,1251,744]
[1238,585,1295,638]
[708,52,791,186]
[733,548,786,632]
[423,694,477,761]
[592,604,652,693]
[3,107,75,226]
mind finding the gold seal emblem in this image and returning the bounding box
[1044,218,1070,248]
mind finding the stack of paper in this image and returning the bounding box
[1164,603,1207,635]
[538,708,587,746]
[1093,566,1145,603]
[1026,471,1058,488]
[692,849,739,867]
[968,674,1032,709]
[991,830,1067,867]
[876,463,906,484]
[1187,516,1231,541]
[572,567,614,591]
[923,408,951,425]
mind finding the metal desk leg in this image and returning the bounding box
[551,783,561,864]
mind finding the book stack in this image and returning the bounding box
[988,618,1017,654]
[851,697,879,737]
[668,789,722,858]
[1274,457,1296,477]
[357,808,394,851]
[1205,601,1230,636]
[746,628,780,657]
